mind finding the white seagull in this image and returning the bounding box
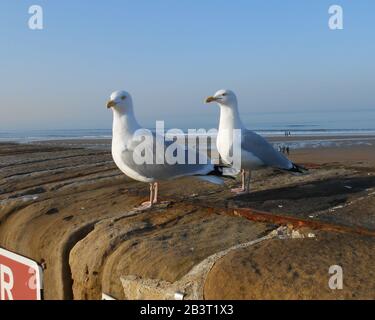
[107,90,232,209]
[205,89,306,194]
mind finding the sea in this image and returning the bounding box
[1,110,375,150]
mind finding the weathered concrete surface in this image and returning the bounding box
[1,142,375,300]
[120,229,278,300]
[204,232,375,300]
[70,203,271,299]
[0,143,140,299]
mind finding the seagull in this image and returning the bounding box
[205,89,306,195]
[107,90,232,209]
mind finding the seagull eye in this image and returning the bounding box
[222,93,227,96]
[121,96,126,100]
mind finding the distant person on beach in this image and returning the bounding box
[286,146,290,155]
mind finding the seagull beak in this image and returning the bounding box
[205,96,217,103]
[106,100,116,109]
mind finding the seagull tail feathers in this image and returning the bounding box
[195,165,237,185]
[284,163,309,175]
[208,165,237,180]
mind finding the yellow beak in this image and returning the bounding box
[205,96,217,103]
[106,100,116,109]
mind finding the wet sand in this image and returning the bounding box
[0,137,374,300]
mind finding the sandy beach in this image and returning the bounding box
[0,136,374,300]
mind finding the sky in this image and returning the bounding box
[0,0,374,130]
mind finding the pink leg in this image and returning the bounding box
[153,182,158,204]
[231,169,247,194]
[138,183,154,209]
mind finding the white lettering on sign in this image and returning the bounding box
[0,264,14,300]
[0,248,43,300]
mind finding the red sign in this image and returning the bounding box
[0,248,43,300]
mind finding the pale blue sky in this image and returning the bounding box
[0,0,374,130]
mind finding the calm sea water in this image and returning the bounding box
[1,110,375,143]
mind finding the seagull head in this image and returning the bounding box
[106,90,133,113]
[205,89,237,108]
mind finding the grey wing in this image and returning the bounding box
[121,132,214,180]
[241,130,292,169]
